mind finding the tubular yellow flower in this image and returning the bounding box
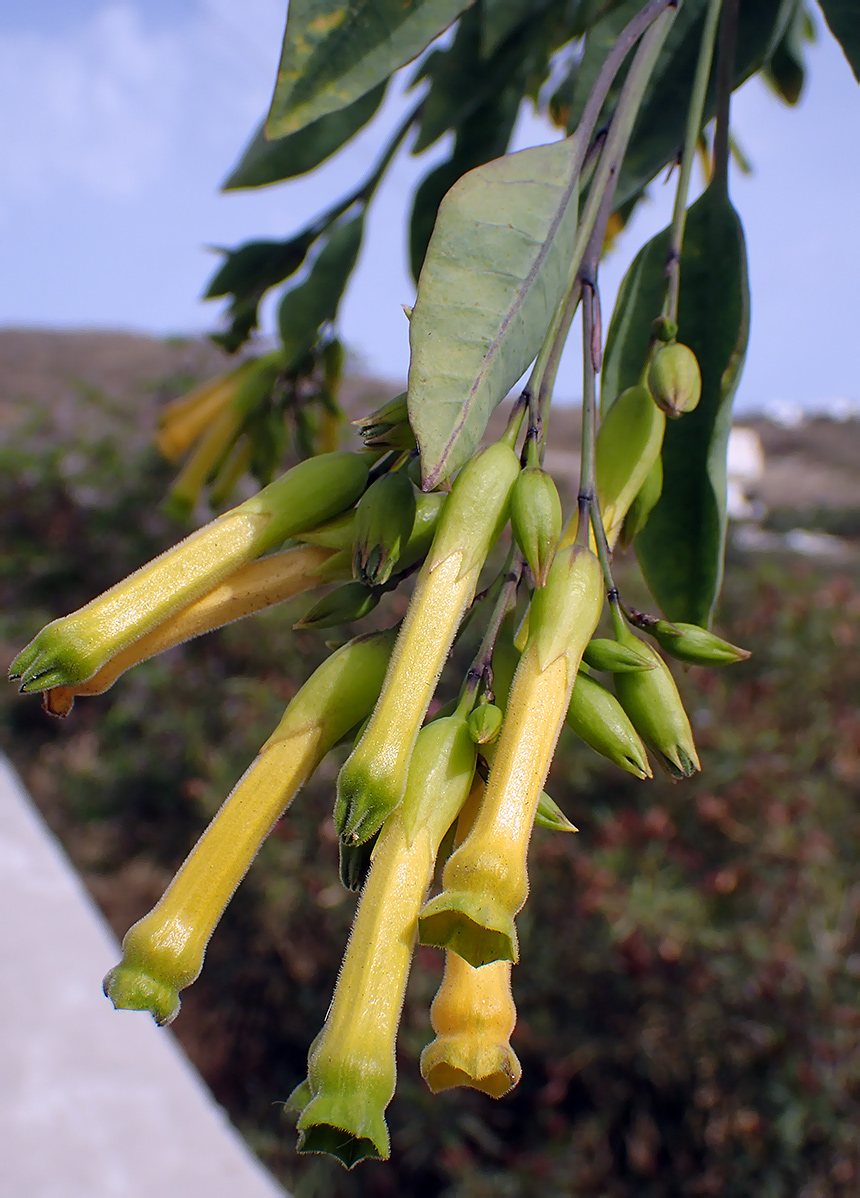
[43,545,336,716]
[334,441,519,846]
[296,711,476,1168]
[103,629,396,1026]
[156,371,245,463]
[164,405,244,522]
[420,954,521,1098]
[419,543,604,967]
[421,776,521,1098]
[11,451,369,692]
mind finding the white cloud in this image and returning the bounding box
[0,5,183,202]
[0,1,284,210]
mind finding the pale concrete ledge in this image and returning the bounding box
[0,755,286,1198]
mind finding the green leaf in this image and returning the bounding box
[614,0,792,206]
[409,82,522,280]
[412,0,554,157]
[565,0,792,207]
[603,184,750,627]
[278,214,365,369]
[762,1,810,105]
[204,233,317,354]
[204,236,314,300]
[818,0,860,80]
[223,82,387,190]
[479,0,551,58]
[408,136,582,487]
[266,0,473,138]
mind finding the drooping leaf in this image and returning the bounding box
[565,0,793,207]
[409,82,523,280]
[265,0,472,138]
[408,136,582,487]
[411,2,553,154]
[204,236,315,300]
[818,0,860,80]
[479,0,553,58]
[278,214,365,369]
[762,0,811,105]
[602,184,750,626]
[204,233,317,354]
[615,0,792,206]
[223,82,388,190]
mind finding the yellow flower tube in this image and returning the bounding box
[11,451,368,692]
[43,545,338,716]
[335,441,519,847]
[421,777,521,1098]
[419,542,604,967]
[103,628,396,1026]
[295,711,477,1168]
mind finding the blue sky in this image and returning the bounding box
[1,1,858,414]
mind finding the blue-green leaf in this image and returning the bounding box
[266,0,472,138]
[407,136,582,487]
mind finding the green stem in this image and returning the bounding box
[525,0,678,408]
[713,0,740,195]
[531,3,679,440]
[461,555,523,708]
[578,282,599,547]
[663,0,723,322]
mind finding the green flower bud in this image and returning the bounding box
[596,384,665,548]
[339,830,379,892]
[354,393,416,450]
[468,703,503,745]
[335,442,519,846]
[647,342,702,417]
[103,630,396,1024]
[509,466,562,587]
[651,316,678,343]
[393,491,446,572]
[352,471,416,586]
[11,452,368,692]
[619,455,662,547]
[628,609,751,666]
[534,790,578,833]
[298,712,476,1166]
[566,669,652,779]
[581,637,656,673]
[612,619,700,778]
[298,509,356,551]
[294,581,380,630]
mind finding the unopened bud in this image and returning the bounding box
[467,703,503,745]
[619,455,662,547]
[510,466,562,587]
[647,342,702,417]
[352,471,416,586]
[566,669,652,779]
[355,393,415,450]
[596,384,665,548]
[534,791,578,832]
[294,581,379,629]
[627,609,750,666]
[581,637,656,673]
[612,620,700,778]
